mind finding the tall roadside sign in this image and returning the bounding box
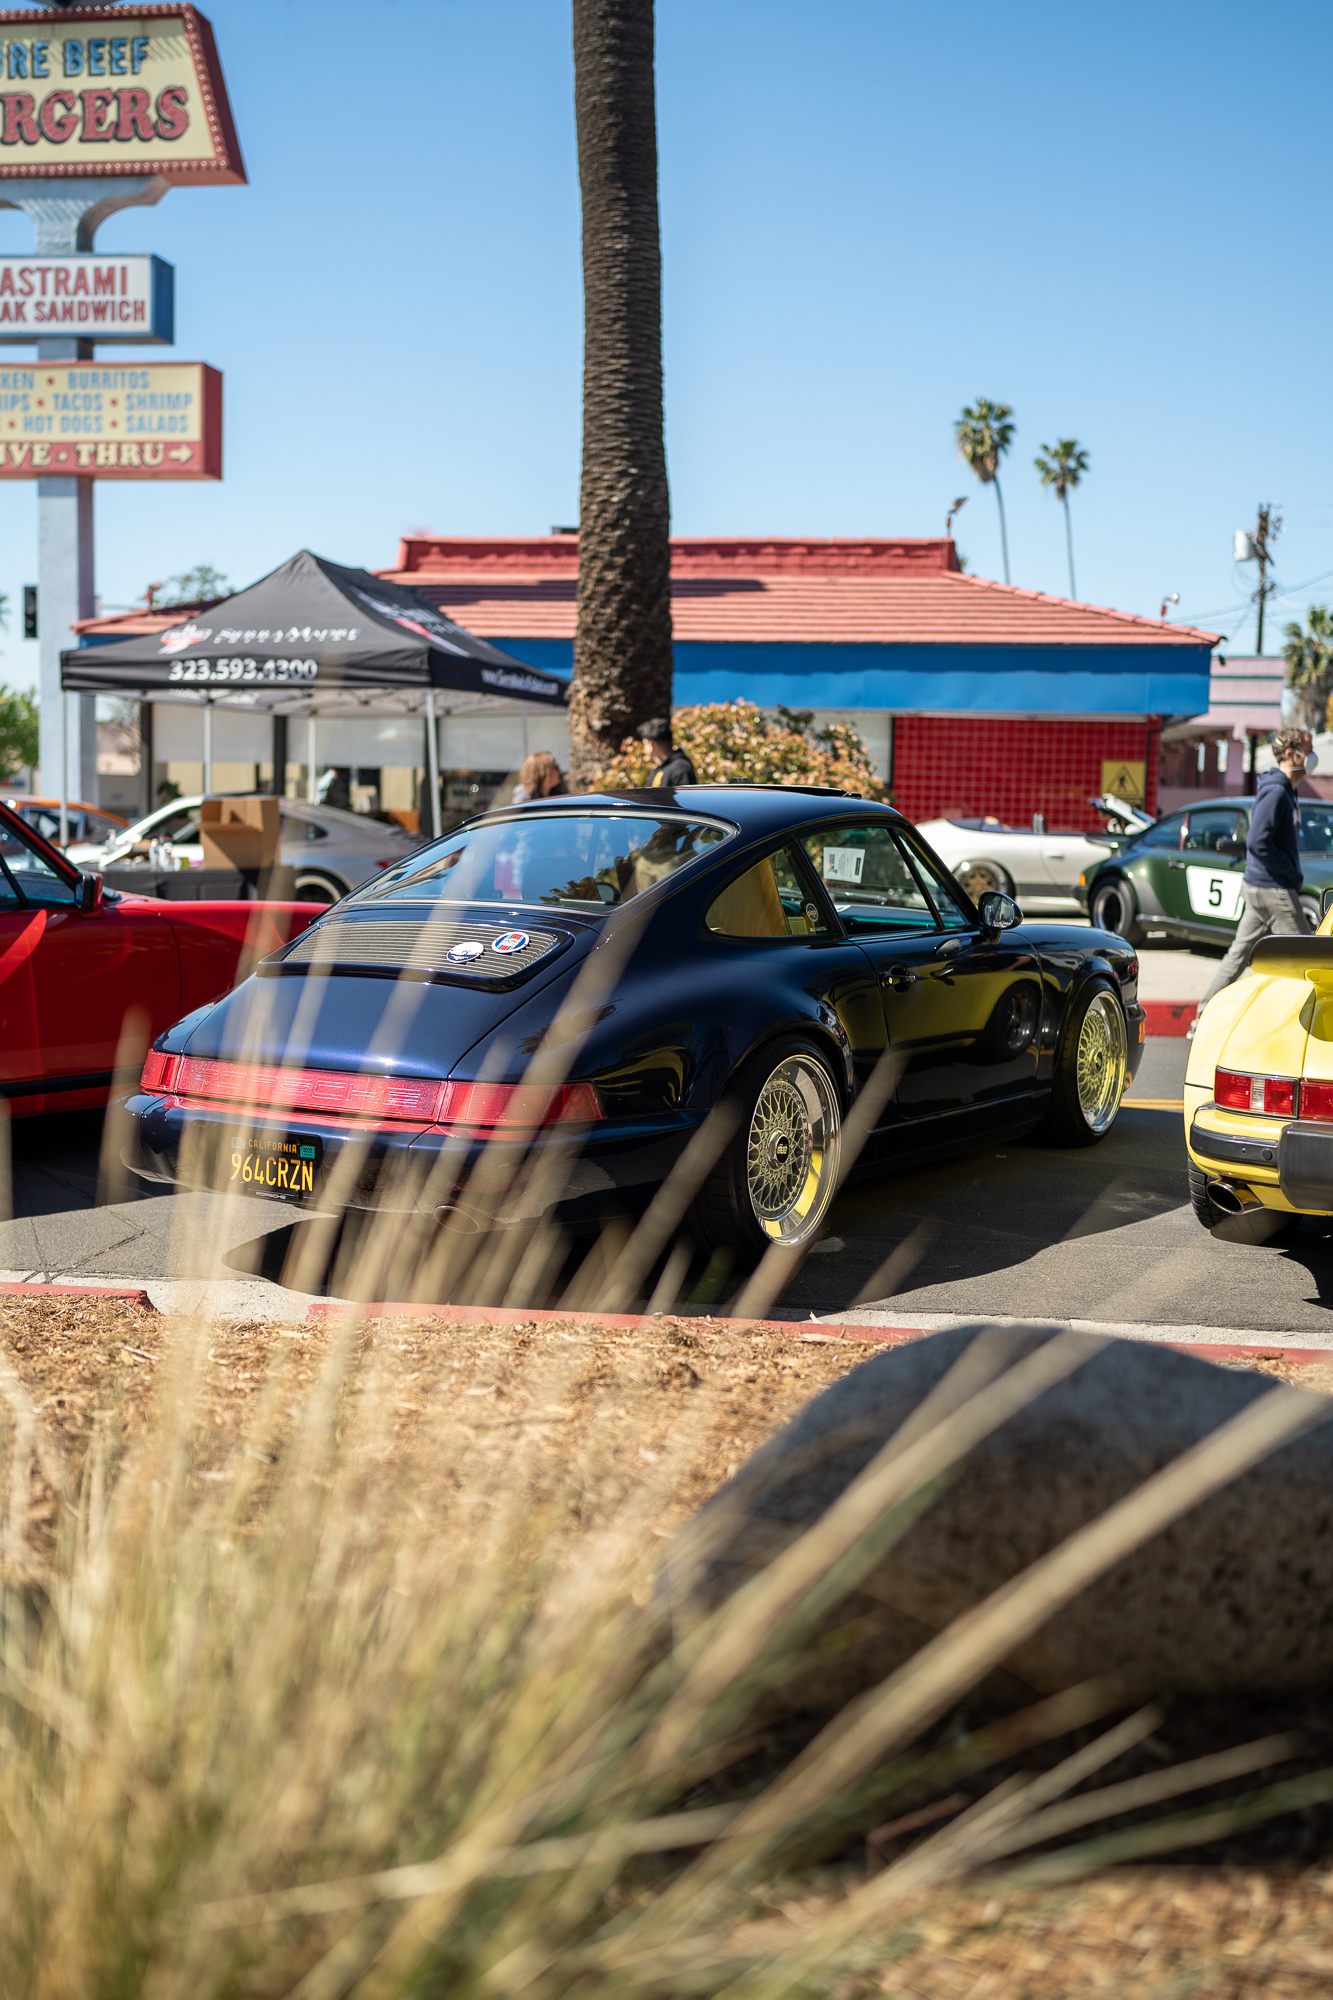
[0,4,242,815]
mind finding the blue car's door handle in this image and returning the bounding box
[887,970,917,991]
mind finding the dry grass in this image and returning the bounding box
[3,1297,1333,1999]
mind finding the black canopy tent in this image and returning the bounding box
[60,549,568,836]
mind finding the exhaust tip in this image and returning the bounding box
[1208,1179,1260,1215]
[433,1204,483,1235]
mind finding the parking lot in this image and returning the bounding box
[9,942,1333,1344]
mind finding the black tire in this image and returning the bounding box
[294,873,346,906]
[1188,1159,1230,1230]
[1034,978,1129,1148]
[1187,1160,1298,1242]
[689,1036,843,1260]
[1301,897,1320,932]
[1089,875,1145,945]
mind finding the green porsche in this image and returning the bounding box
[1076,794,1333,945]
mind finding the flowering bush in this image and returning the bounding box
[599,701,890,799]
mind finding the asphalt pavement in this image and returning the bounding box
[12,945,1333,1342]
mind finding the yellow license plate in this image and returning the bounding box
[227,1131,323,1199]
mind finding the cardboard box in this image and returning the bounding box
[199,795,280,872]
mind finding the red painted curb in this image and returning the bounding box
[0,1280,155,1309]
[304,1298,921,1342]
[1170,1342,1328,1365]
[304,1301,1328,1365]
[1142,1000,1195,1036]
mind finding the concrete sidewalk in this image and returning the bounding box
[1134,941,1221,1002]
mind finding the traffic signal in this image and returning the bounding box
[22,585,35,639]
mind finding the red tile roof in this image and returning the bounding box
[380,535,1219,650]
[74,596,223,638]
[73,537,1220,651]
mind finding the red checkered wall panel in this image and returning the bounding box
[893,716,1160,832]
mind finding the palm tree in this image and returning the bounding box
[1283,605,1333,734]
[567,0,674,789]
[955,398,1015,583]
[1034,438,1089,599]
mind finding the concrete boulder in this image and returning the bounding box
[676,1327,1333,1702]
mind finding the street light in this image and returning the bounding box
[1160,592,1179,620]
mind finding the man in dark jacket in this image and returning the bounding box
[1195,727,1315,1022]
[641,717,697,789]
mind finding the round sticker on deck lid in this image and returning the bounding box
[491,930,531,955]
[446,941,486,963]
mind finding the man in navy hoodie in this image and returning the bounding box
[1195,727,1316,1024]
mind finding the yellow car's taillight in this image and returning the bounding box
[1216,1067,1307,1116]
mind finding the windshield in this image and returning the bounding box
[355,812,732,911]
[1300,805,1333,856]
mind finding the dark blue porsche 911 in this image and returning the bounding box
[126,786,1146,1257]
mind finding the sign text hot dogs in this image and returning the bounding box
[0,360,220,477]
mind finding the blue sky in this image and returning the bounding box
[0,0,1329,690]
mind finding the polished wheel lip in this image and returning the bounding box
[745,1053,842,1246]
[1076,991,1128,1133]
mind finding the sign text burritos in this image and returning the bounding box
[0,359,220,476]
[0,6,243,183]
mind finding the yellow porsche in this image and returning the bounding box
[1185,900,1333,1229]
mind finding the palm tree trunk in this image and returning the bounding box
[568,0,673,789]
[1063,493,1077,599]
[993,476,1011,585]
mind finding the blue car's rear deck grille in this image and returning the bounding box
[283,918,563,978]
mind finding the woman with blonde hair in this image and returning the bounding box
[512,750,566,805]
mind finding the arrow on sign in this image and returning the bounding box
[167,445,192,463]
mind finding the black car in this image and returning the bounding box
[126,787,1146,1257]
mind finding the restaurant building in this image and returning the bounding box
[75,533,1218,829]
[380,533,1217,830]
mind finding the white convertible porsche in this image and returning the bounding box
[917,796,1152,914]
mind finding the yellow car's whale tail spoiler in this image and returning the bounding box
[1250,935,1333,982]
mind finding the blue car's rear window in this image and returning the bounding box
[355,812,732,911]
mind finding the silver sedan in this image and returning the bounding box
[93,795,424,903]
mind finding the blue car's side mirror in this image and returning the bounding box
[978,890,1022,932]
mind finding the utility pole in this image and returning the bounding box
[1234,504,1282,654]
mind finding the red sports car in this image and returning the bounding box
[0,798,319,1116]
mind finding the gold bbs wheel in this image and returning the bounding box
[1075,990,1127,1133]
[744,1053,842,1246]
